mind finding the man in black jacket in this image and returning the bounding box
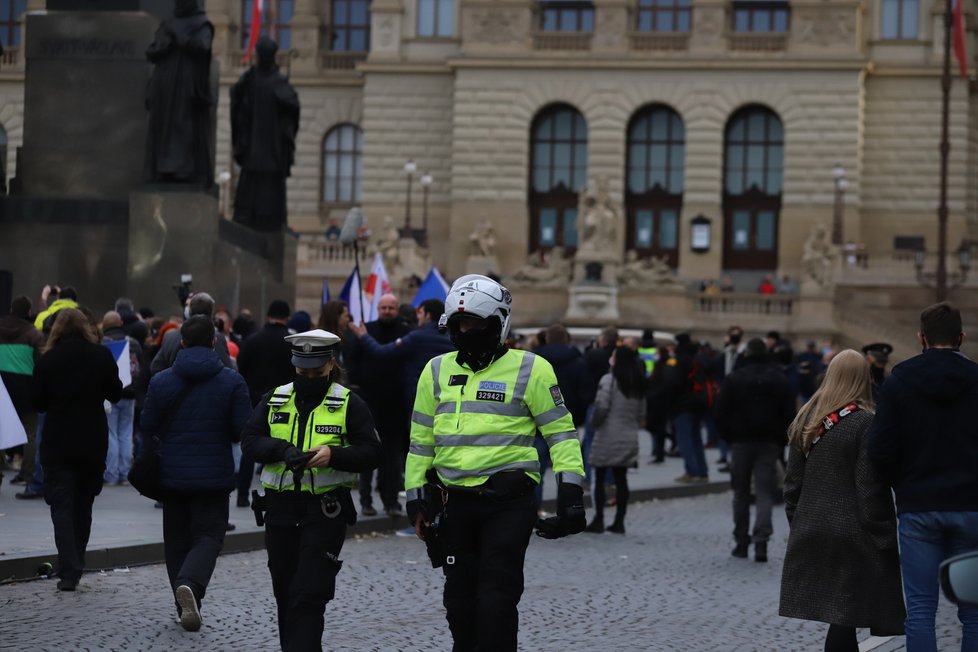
[868,302,978,650]
[235,299,295,507]
[715,338,795,562]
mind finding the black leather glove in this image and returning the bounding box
[535,482,586,539]
[283,446,315,472]
[406,498,427,526]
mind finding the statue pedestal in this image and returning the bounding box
[573,254,620,285]
[564,284,620,322]
[465,255,500,276]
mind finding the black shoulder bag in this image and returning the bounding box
[128,382,194,501]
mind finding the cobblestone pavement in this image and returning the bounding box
[0,492,965,651]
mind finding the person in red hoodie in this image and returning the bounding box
[758,275,776,295]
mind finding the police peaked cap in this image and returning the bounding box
[285,329,341,369]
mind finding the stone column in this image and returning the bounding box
[208,0,233,70]
[369,0,404,61]
[290,0,321,76]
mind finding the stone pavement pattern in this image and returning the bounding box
[0,493,965,651]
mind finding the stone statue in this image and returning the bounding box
[230,37,300,231]
[469,220,496,258]
[577,176,619,256]
[618,250,680,287]
[801,223,838,288]
[144,0,215,187]
[510,247,572,286]
[373,216,402,272]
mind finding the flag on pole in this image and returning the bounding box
[321,277,331,307]
[338,267,367,326]
[363,253,393,323]
[104,339,133,388]
[0,374,27,450]
[954,0,968,79]
[412,267,451,307]
[242,0,264,64]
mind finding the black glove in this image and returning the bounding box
[283,446,315,473]
[535,482,586,539]
[406,498,427,526]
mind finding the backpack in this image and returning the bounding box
[687,359,719,410]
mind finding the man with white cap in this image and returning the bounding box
[241,328,382,652]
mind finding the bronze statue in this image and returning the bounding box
[144,0,214,187]
[230,37,300,231]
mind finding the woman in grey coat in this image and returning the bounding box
[779,349,905,652]
[585,346,644,534]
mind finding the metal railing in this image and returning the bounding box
[0,47,20,69]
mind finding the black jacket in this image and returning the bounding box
[868,348,978,514]
[236,322,295,406]
[33,336,123,468]
[535,343,591,427]
[714,355,795,445]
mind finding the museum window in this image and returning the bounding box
[880,0,917,39]
[625,105,684,268]
[635,0,691,33]
[0,0,25,49]
[322,124,363,205]
[528,104,588,254]
[242,0,294,50]
[329,0,371,52]
[539,0,595,32]
[731,0,789,32]
[417,0,454,37]
[722,105,783,271]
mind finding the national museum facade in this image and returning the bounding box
[0,0,975,341]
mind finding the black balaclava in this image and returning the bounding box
[451,316,504,372]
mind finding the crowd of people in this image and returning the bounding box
[1,277,975,651]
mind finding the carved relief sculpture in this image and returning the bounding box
[801,223,838,288]
[510,247,572,286]
[618,250,681,287]
[576,176,620,257]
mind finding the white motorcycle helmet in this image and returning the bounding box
[441,274,513,345]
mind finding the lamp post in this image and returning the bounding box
[831,164,848,245]
[935,0,954,301]
[402,159,417,237]
[420,171,433,238]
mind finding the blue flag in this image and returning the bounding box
[103,339,132,388]
[412,267,451,308]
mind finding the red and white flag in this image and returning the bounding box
[364,252,393,323]
[954,0,969,79]
[242,0,263,64]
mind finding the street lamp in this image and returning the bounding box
[915,241,972,289]
[402,159,417,237]
[831,164,848,245]
[420,171,433,242]
[217,170,232,219]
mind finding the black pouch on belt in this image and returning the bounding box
[336,488,357,526]
[485,470,534,499]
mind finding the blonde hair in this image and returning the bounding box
[43,308,99,353]
[787,349,874,453]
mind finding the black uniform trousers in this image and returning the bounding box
[359,398,405,512]
[43,464,103,583]
[162,491,229,605]
[441,489,538,652]
[265,490,348,652]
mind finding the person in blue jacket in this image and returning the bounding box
[140,315,252,632]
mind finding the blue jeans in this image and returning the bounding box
[898,511,978,652]
[674,412,708,478]
[104,399,135,483]
[703,413,729,462]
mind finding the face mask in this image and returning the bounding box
[870,365,885,385]
[294,373,331,399]
[729,334,741,345]
[454,325,500,371]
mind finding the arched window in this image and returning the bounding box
[625,105,684,267]
[722,105,783,270]
[528,104,587,253]
[322,124,363,204]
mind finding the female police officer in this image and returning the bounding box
[241,328,382,651]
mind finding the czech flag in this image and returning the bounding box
[0,374,27,450]
[104,339,133,388]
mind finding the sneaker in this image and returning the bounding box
[175,585,202,632]
[361,505,378,517]
[15,490,43,500]
[674,474,695,483]
[394,526,417,538]
[692,475,710,483]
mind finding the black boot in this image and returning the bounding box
[584,517,605,533]
[606,520,625,534]
[754,541,768,563]
[731,542,749,558]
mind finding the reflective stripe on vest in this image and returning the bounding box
[260,381,358,494]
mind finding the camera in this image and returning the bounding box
[172,273,193,308]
